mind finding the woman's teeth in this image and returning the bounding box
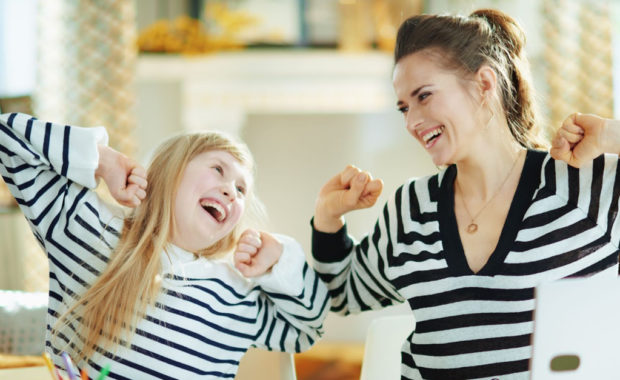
[422,126,445,144]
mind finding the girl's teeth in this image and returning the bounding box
[200,201,226,221]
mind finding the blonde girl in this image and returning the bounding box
[0,112,329,379]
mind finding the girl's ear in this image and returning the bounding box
[476,64,498,101]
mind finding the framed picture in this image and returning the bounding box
[203,0,303,45]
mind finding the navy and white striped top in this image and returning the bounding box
[312,149,620,380]
[0,113,330,379]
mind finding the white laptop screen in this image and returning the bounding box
[530,277,620,379]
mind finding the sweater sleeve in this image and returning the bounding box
[0,113,123,296]
[550,154,620,250]
[252,234,330,353]
[586,154,620,247]
[311,192,406,315]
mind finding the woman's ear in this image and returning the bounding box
[476,64,498,101]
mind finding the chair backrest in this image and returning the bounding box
[360,314,415,380]
[235,347,297,380]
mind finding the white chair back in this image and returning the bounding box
[360,314,415,380]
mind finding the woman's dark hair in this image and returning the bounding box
[394,9,547,149]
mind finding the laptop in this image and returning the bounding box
[530,276,620,379]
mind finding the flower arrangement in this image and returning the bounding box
[137,3,258,54]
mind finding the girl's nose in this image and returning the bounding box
[220,182,236,201]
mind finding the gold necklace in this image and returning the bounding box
[456,150,524,234]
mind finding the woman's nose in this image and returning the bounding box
[405,109,423,135]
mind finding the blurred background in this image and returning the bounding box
[0,0,619,379]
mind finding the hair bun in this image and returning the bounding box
[471,9,526,57]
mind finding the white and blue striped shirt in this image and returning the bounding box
[0,113,330,379]
[313,149,620,380]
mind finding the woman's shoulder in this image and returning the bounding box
[386,170,445,218]
[398,169,445,196]
[538,151,619,203]
[542,151,619,178]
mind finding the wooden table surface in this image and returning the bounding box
[0,366,50,380]
[0,354,45,369]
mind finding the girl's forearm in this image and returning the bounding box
[95,144,112,180]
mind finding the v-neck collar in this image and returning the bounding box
[438,149,546,276]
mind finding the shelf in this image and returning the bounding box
[135,50,397,135]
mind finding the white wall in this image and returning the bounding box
[242,113,434,342]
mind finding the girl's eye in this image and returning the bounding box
[397,106,409,114]
[236,186,246,195]
[418,92,431,102]
[213,165,223,175]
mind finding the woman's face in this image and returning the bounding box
[393,51,486,166]
[171,150,252,252]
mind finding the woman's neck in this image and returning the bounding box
[455,142,526,202]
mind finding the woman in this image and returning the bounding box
[311,9,620,379]
[0,112,329,379]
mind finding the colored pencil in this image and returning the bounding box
[95,364,110,380]
[61,352,78,380]
[42,352,58,380]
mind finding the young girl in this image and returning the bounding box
[311,8,620,380]
[0,112,329,379]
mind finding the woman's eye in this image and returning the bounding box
[213,165,223,175]
[398,106,409,114]
[418,92,431,102]
[236,186,246,195]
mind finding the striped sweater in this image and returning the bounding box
[0,113,329,379]
[312,149,620,380]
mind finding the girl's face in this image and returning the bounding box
[171,150,252,252]
[393,51,485,166]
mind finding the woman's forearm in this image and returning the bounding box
[602,118,620,155]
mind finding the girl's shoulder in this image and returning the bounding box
[162,250,254,293]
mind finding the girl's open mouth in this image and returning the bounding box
[200,199,227,222]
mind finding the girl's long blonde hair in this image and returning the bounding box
[54,131,259,362]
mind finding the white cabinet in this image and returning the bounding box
[135,50,395,142]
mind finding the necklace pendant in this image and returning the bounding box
[466,223,478,234]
